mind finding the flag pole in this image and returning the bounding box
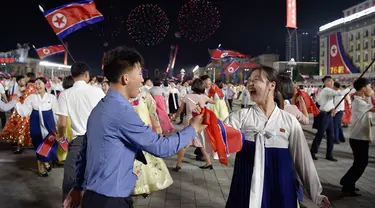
[38,5,76,63]
[334,57,375,109]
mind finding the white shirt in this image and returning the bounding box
[317,87,350,112]
[56,80,105,140]
[4,80,9,91]
[333,94,345,111]
[0,83,5,94]
[16,93,59,139]
[350,96,374,142]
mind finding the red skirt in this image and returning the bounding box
[342,99,352,124]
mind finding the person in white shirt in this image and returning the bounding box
[311,76,350,161]
[333,82,346,143]
[340,78,375,197]
[143,78,153,91]
[0,74,8,128]
[55,63,105,201]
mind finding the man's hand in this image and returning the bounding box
[190,114,207,133]
[320,196,331,208]
[331,109,336,117]
[11,96,19,102]
[63,188,84,208]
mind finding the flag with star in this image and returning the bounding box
[40,0,104,39]
[35,44,65,59]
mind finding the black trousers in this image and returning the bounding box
[340,139,369,191]
[62,136,84,202]
[83,190,133,208]
[0,111,6,128]
[228,99,233,111]
[311,112,334,156]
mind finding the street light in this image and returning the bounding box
[244,68,250,83]
[287,58,297,81]
[192,65,199,73]
[180,68,185,81]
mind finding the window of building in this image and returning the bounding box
[364,53,368,61]
[365,30,369,37]
[350,44,354,52]
[350,33,354,41]
[357,54,360,62]
[364,40,369,49]
[357,43,360,50]
[357,32,360,39]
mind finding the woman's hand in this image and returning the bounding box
[320,196,331,208]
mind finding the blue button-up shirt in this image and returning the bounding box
[74,89,196,197]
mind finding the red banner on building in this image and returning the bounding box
[328,32,360,74]
[286,0,297,28]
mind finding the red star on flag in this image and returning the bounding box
[54,16,65,27]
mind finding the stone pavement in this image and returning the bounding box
[0,113,374,207]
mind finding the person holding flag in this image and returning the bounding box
[14,77,60,177]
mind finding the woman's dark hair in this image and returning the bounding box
[215,80,224,89]
[143,78,151,84]
[277,72,294,100]
[26,72,36,83]
[200,75,210,81]
[36,77,47,85]
[191,79,206,94]
[63,75,74,90]
[153,78,162,86]
[102,80,110,86]
[16,75,24,83]
[249,66,281,106]
[103,46,144,83]
[334,82,341,89]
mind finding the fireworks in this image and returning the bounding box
[127,4,169,46]
[178,0,221,43]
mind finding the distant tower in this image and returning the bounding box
[286,0,298,61]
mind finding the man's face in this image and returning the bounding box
[324,78,333,88]
[203,78,212,89]
[145,80,152,87]
[125,62,144,98]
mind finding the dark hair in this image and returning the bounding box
[215,80,224,89]
[26,72,36,83]
[353,78,370,91]
[191,79,206,94]
[35,77,47,85]
[63,75,74,89]
[322,76,332,83]
[334,82,341,88]
[16,75,24,83]
[102,80,110,86]
[182,81,188,86]
[153,78,162,86]
[71,62,90,78]
[144,78,151,84]
[58,77,63,81]
[103,46,144,83]
[277,72,294,100]
[200,75,210,81]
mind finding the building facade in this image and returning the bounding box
[319,0,375,77]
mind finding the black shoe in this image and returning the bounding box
[37,171,48,177]
[199,165,213,170]
[173,166,181,172]
[326,156,338,162]
[177,121,183,125]
[13,149,23,154]
[341,189,362,197]
[340,138,346,143]
[334,141,340,144]
[311,153,318,160]
[142,194,150,198]
[339,181,359,191]
[43,163,52,172]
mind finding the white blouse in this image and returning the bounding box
[16,93,59,122]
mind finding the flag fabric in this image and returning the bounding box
[342,98,352,124]
[208,84,225,100]
[42,0,104,39]
[193,107,244,165]
[210,49,246,60]
[58,137,69,152]
[36,131,57,157]
[296,88,320,117]
[36,45,65,59]
[224,61,240,74]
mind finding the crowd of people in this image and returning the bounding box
[0,46,373,208]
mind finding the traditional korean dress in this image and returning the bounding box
[16,93,59,162]
[149,86,174,134]
[131,89,173,195]
[0,83,36,146]
[225,105,325,208]
[208,84,229,121]
[168,87,179,114]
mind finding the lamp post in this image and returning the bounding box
[244,68,250,83]
[287,58,297,81]
[180,69,185,81]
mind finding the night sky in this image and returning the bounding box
[0,0,364,76]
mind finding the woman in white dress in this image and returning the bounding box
[224,66,330,208]
[16,77,59,177]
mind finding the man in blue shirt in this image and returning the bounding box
[64,46,205,208]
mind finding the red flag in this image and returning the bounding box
[208,84,224,100]
[296,89,320,116]
[193,107,244,165]
[42,0,104,39]
[58,138,69,152]
[224,61,240,74]
[210,49,246,60]
[36,132,57,157]
[342,98,352,124]
[36,45,65,59]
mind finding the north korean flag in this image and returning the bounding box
[210,49,246,60]
[42,0,104,39]
[35,45,65,59]
[224,61,240,74]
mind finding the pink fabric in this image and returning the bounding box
[152,95,174,134]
